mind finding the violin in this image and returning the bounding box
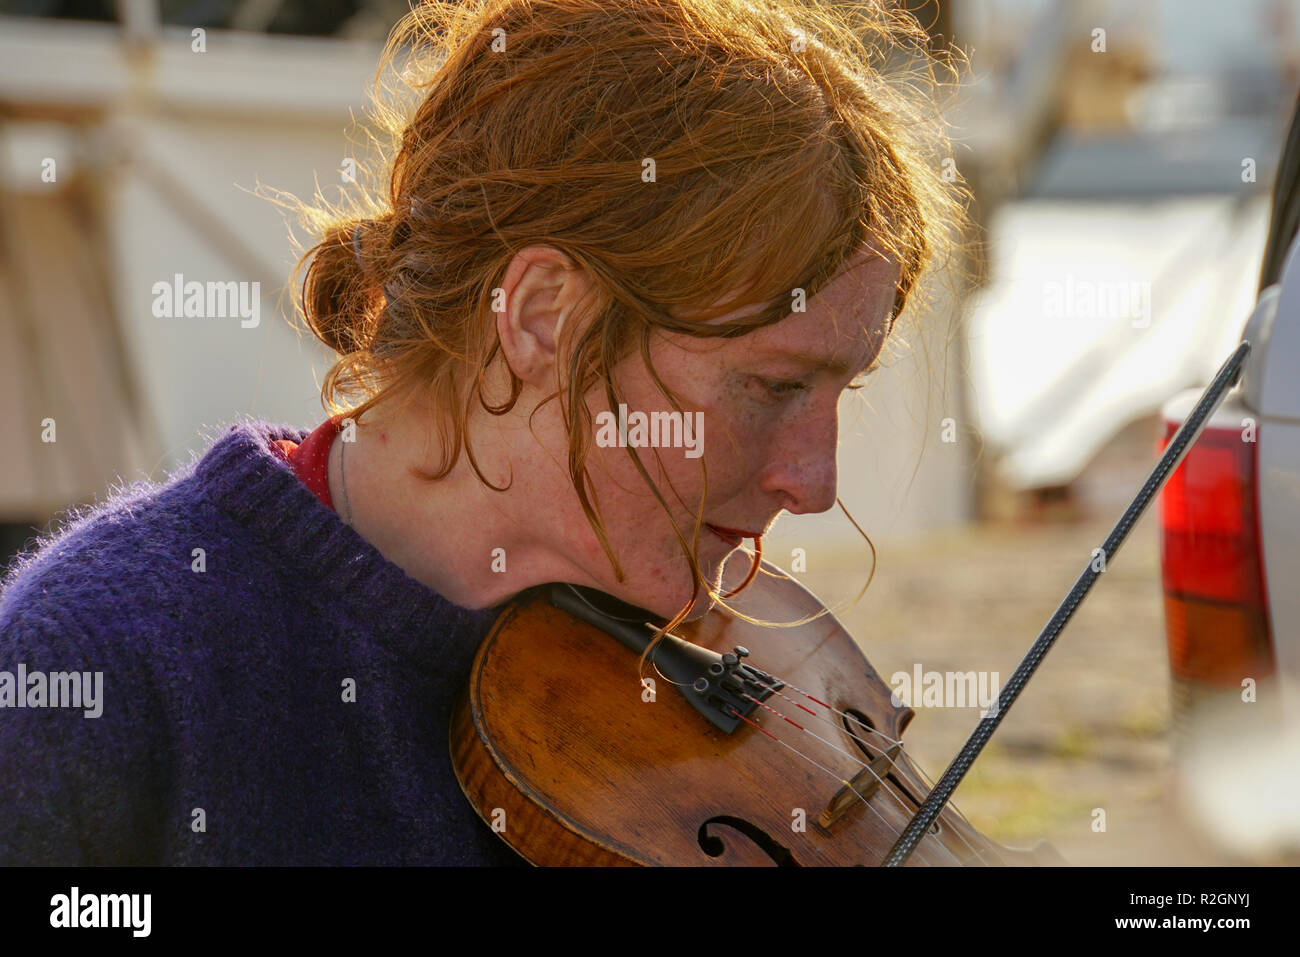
[450,554,1065,866]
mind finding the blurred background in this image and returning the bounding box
[1,0,1297,864]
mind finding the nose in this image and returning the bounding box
[757,393,840,515]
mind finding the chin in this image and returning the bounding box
[594,547,730,624]
[678,589,718,623]
[646,566,727,624]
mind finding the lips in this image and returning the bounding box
[706,524,761,547]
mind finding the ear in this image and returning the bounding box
[496,245,592,387]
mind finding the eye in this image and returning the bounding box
[845,365,880,391]
[753,376,809,399]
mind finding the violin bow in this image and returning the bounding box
[882,340,1253,866]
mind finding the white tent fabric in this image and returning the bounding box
[967,195,1270,490]
[0,176,157,520]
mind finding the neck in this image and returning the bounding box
[325,396,597,610]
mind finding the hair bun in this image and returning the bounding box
[389,218,411,249]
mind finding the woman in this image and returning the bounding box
[0,0,965,865]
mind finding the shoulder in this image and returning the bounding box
[0,418,308,654]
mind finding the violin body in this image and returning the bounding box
[450,558,1065,866]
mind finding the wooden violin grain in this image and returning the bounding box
[450,561,1058,866]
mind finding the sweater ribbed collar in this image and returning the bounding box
[191,419,504,671]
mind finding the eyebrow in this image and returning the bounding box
[755,348,881,377]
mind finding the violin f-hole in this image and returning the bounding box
[698,816,801,866]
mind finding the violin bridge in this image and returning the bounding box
[818,743,901,829]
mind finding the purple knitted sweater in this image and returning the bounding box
[0,419,526,866]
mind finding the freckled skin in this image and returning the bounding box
[332,250,897,623]
[568,250,896,620]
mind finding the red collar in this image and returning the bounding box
[269,414,346,512]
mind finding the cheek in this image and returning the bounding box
[584,363,769,524]
[592,443,704,518]
[578,444,715,564]
[698,388,779,482]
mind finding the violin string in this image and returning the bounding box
[731,694,956,867]
[742,672,996,866]
[832,704,1003,865]
[839,708,999,866]
[733,686,967,868]
[760,674,997,867]
[888,743,996,855]
[723,706,943,867]
[743,681,993,868]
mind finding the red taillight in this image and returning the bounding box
[1158,422,1275,687]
